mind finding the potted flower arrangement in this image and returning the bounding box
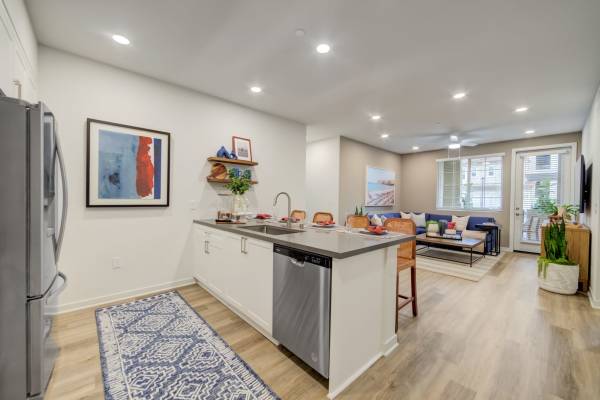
[537,218,579,294]
[225,169,251,215]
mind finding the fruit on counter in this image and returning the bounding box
[317,220,335,226]
[255,213,272,219]
[367,225,387,234]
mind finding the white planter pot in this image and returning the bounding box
[538,263,579,295]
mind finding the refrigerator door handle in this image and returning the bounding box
[46,272,67,300]
[54,132,68,262]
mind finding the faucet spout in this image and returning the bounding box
[273,192,292,228]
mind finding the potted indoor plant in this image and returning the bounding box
[537,219,579,294]
[225,169,251,215]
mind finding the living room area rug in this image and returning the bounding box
[96,291,279,400]
[416,250,505,282]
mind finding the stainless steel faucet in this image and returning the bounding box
[273,192,292,228]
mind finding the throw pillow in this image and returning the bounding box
[452,215,470,232]
[370,214,383,226]
[400,211,411,220]
[411,212,426,228]
[426,221,439,234]
[380,215,387,224]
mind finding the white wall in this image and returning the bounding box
[305,136,340,222]
[39,46,306,312]
[582,84,600,308]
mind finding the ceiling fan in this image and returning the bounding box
[449,134,478,148]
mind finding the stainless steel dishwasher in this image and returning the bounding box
[273,245,331,378]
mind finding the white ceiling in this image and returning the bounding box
[27,0,600,153]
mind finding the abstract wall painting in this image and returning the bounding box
[87,119,170,207]
[365,166,395,207]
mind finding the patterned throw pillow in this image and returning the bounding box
[370,214,383,226]
[400,211,411,220]
[380,215,387,224]
[452,215,470,231]
[411,212,426,228]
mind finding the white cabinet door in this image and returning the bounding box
[240,237,273,333]
[204,230,228,298]
[0,22,14,96]
[193,227,209,285]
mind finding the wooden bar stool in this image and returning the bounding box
[346,215,369,229]
[384,218,418,331]
[313,212,334,224]
[290,209,307,221]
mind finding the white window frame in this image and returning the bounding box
[436,152,505,212]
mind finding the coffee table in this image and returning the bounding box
[416,234,484,267]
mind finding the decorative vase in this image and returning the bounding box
[538,263,579,294]
[232,194,248,215]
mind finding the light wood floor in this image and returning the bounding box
[46,252,600,400]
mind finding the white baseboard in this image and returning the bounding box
[589,287,600,309]
[48,278,195,315]
[327,352,382,399]
[383,334,398,356]
[501,246,512,253]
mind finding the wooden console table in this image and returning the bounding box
[541,223,591,292]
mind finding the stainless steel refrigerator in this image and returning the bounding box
[0,96,68,399]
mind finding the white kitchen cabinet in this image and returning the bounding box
[0,6,36,102]
[193,225,274,336]
[239,237,273,332]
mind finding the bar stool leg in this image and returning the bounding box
[395,269,399,333]
[411,266,418,316]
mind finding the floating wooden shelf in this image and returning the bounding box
[207,177,258,184]
[207,157,258,166]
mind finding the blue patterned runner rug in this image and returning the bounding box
[96,291,279,400]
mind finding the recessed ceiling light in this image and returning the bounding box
[525,129,535,134]
[295,29,306,37]
[412,146,419,150]
[380,133,389,139]
[371,114,382,121]
[515,106,529,113]
[448,143,461,149]
[453,92,467,100]
[450,135,458,141]
[250,86,263,93]
[316,43,331,54]
[112,34,130,45]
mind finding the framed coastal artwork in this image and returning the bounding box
[232,136,253,162]
[365,166,395,207]
[86,119,170,207]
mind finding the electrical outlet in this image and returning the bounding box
[112,257,122,270]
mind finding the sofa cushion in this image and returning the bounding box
[452,215,470,232]
[411,212,426,227]
[370,214,383,226]
[400,211,411,219]
[466,216,496,230]
[416,227,426,235]
[426,213,452,222]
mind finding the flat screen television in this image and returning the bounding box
[578,155,586,212]
[584,163,592,210]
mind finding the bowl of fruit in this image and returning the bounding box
[313,220,336,228]
[363,225,388,235]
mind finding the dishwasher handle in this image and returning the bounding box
[289,258,305,268]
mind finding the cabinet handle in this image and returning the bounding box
[204,240,209,254]
[13,79,22,100]
[241,237,248,254]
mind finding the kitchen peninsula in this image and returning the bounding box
[193,219,414,398]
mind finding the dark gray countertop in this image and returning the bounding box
[193,219,415,259]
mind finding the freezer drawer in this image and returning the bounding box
[273,245,331,378]
[27,273,65,397]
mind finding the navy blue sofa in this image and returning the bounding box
[367,212,497,254]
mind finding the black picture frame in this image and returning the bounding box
[86,118,171,207]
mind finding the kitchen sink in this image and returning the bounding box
[238,225,304,236]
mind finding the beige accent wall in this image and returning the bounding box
[339,137,402,223]
[400,132,581,246]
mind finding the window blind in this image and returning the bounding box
[437,155,503,210]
